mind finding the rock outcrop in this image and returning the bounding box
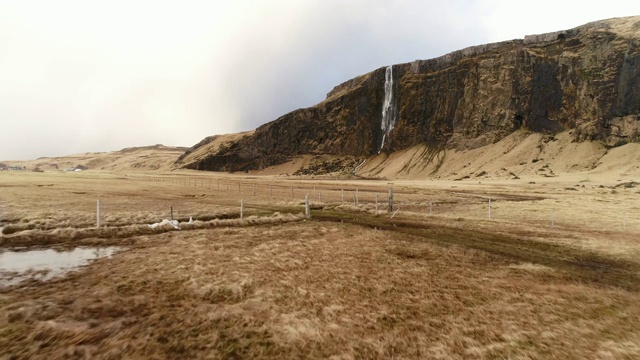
[178,16,640,173]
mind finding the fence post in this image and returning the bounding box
[388,188,393,214]
[96,200,101,228]
[305,194,310,218]
[355,188,359,205]
[170,206,174,221]
[375,194,379,213]
[429,202,433,214]
[253,184,256,196]
[488,198,492,219]
[240,200,244,219]
[341,189,344,204]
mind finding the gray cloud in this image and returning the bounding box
[217,1,491,130]
[0,0,638,160]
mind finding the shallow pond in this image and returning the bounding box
[0,246,121,287]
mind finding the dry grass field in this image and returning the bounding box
[1,170,640,359]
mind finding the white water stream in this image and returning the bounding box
[353,159,367,174]
[380,65,396,151]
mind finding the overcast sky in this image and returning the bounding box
[1,0,638,160]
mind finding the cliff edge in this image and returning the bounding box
[177,16,640,175]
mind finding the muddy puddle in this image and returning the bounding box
[0,246,121,287]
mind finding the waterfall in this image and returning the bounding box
[379,66,396,151]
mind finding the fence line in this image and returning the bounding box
[60,174,640,233]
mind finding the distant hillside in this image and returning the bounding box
[174,131,254,170]
[3,145,187,172]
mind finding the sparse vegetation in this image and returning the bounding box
[293,157,361,176]
[1,170,640,359]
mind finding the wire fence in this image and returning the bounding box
[121,174,640,234]
[2,174,638,235]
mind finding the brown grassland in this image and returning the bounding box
[1,170,639,359]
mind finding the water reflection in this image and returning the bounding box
[0,246,121,287]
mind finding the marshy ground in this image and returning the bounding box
[1,171,639,359]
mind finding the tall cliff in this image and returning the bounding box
[178,16,640,173]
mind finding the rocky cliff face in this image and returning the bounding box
[179,16,640,173]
